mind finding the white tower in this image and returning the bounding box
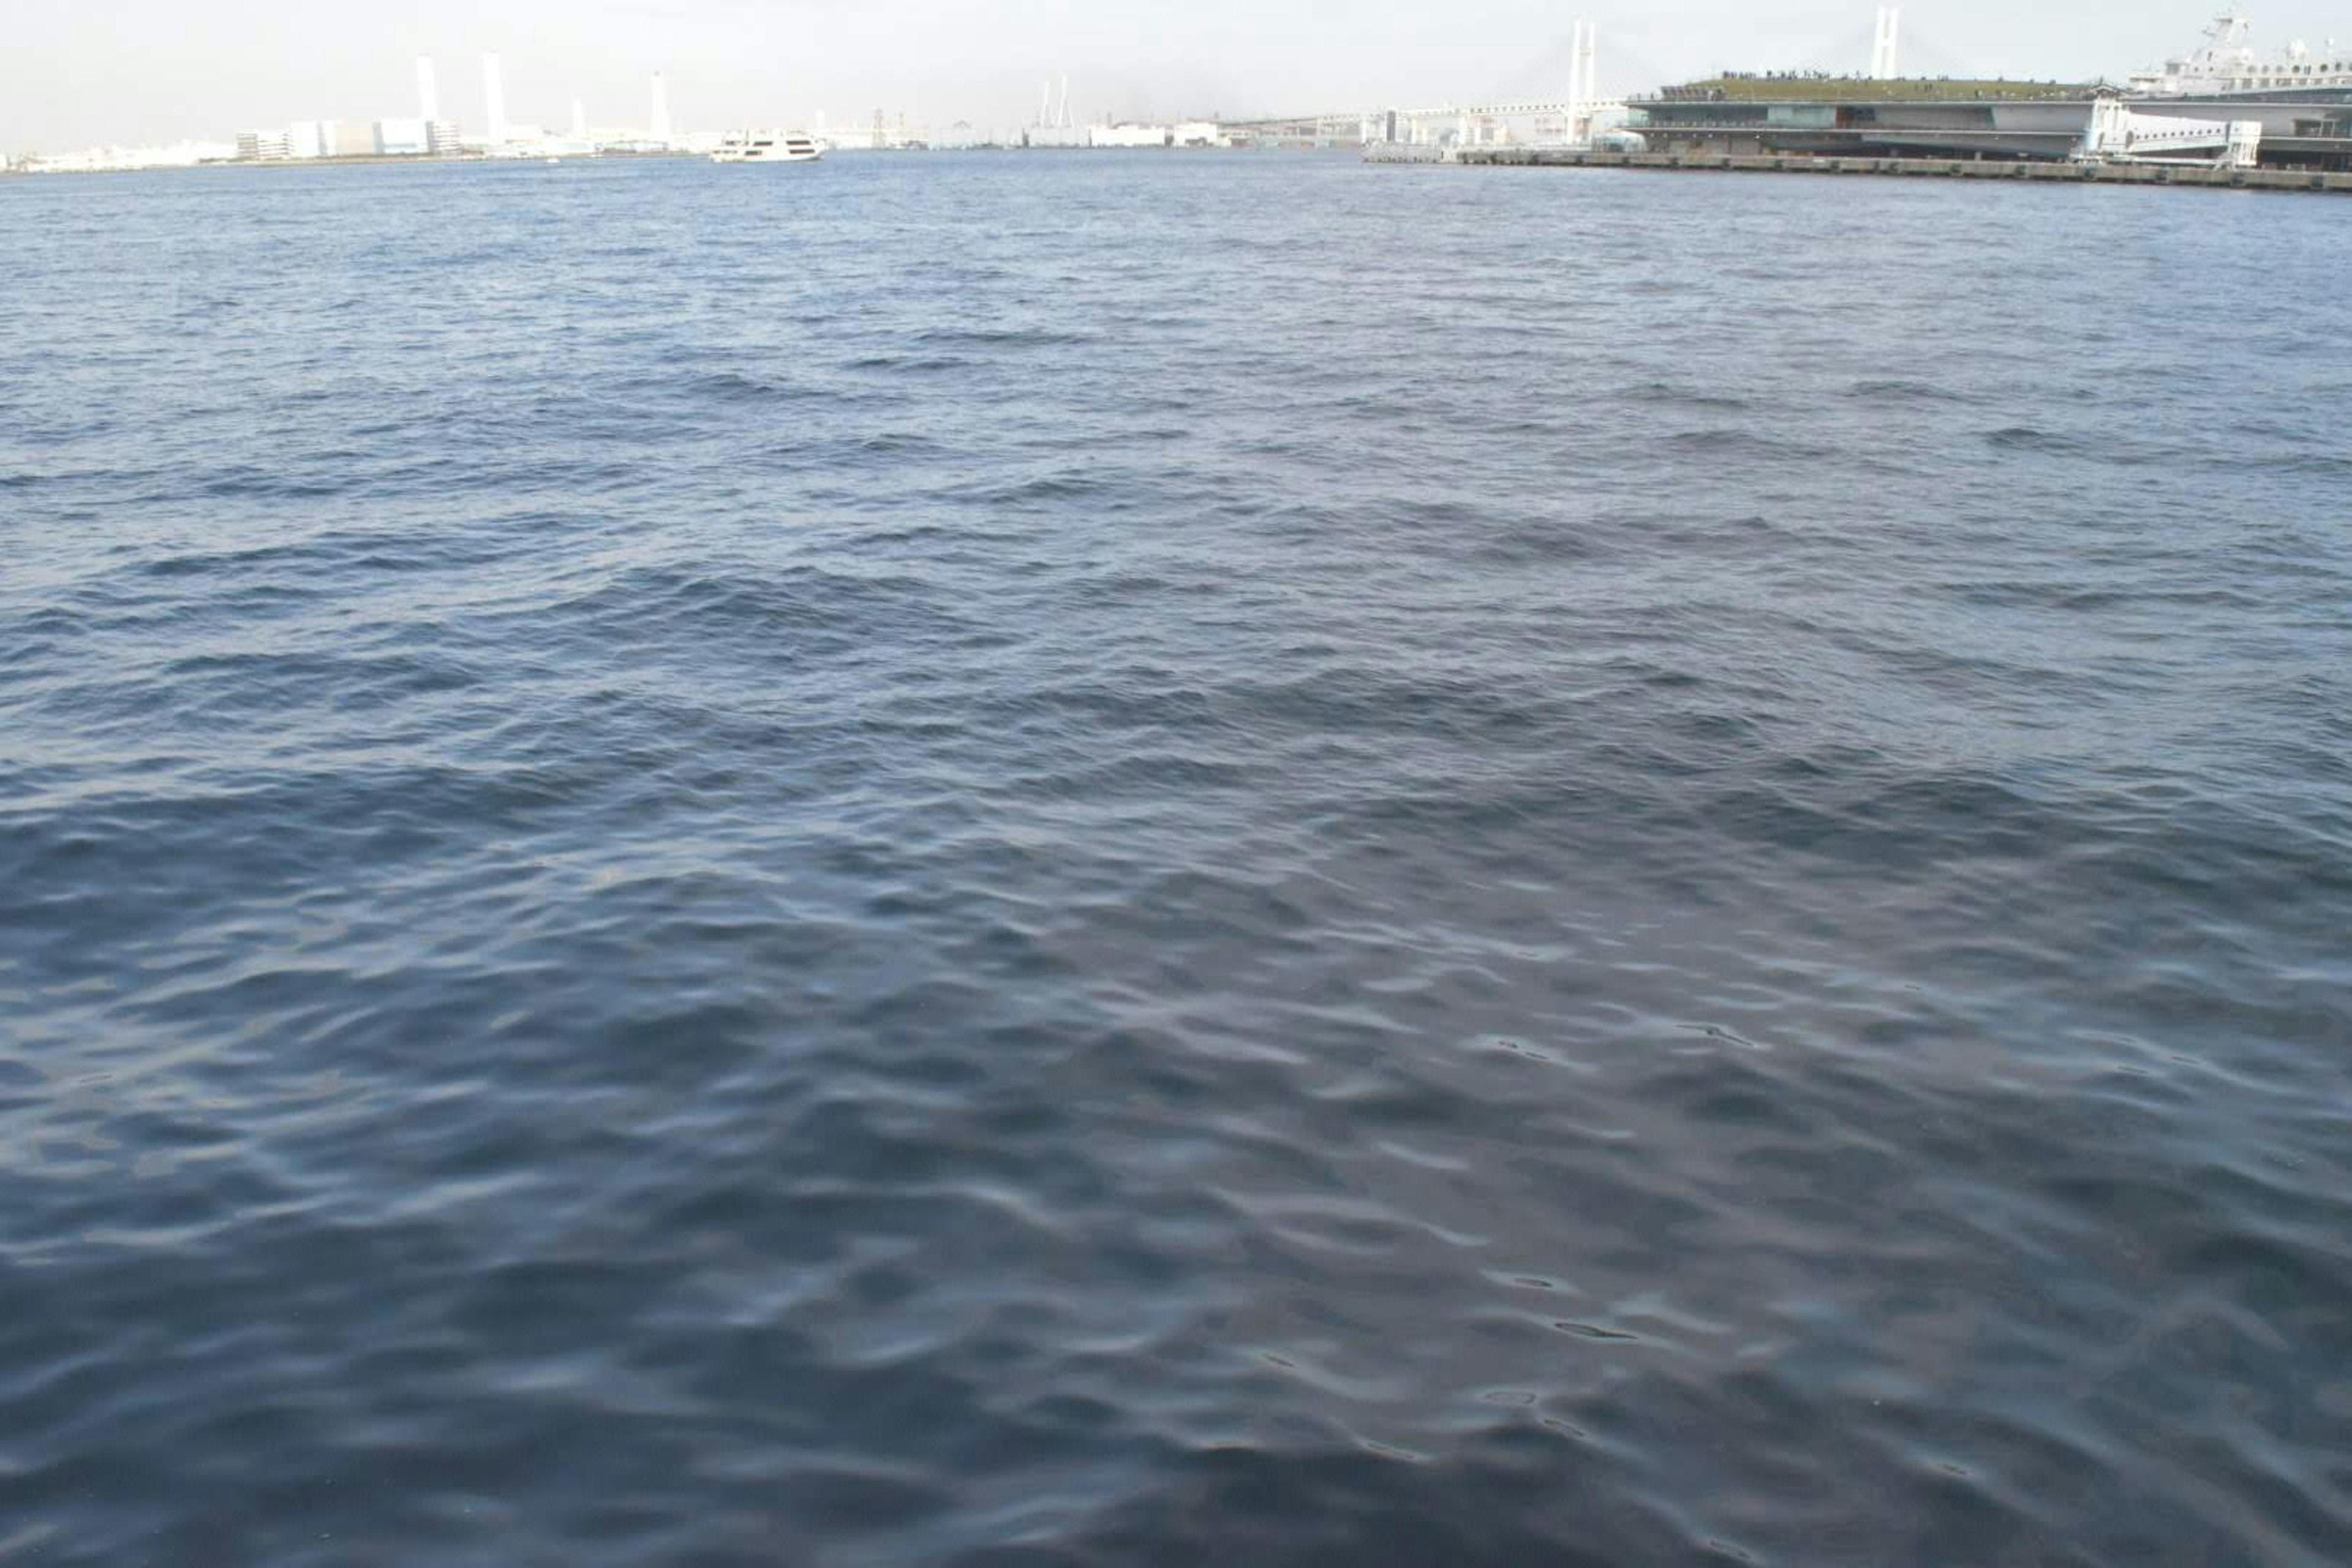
[1563,22,1599,146]
[416,56,440,123]
[1871,8,1904,80]
[572,99,587,141]
[483,52,509,144]
[1581,24,1599,131]
[1058,75,1071,128]
[1566,23,1586,145]
[650,72,673,146]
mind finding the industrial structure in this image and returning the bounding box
[206,51,698,164]
[650,73,674,148]
[12,42,705,170]
[418,57,459,154]
[1025,78,1087,148]
[482,53,509,146]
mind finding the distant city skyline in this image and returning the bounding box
[6,2,2348,153]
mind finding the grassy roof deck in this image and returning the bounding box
[1660,77,2097,104]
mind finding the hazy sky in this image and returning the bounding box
[7,2,2347,151]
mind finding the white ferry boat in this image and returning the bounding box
[2130,12,2352,97]
[710,132,824,164]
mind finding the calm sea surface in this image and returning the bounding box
[3,154,2350,1566]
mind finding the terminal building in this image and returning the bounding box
[1629,13,2352,172]
[1628,82,2352,170]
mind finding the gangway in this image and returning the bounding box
[2077,99,2264,167]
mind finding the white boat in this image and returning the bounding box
[2130,11,2352,97]
[710,131,824,164]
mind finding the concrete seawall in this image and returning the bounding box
[1371,145,2352,194]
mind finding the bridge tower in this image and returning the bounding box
[1564,22,1599,147]
[1871,9,1904,80]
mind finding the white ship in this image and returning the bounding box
[2130,12,2352,97]
[710,131,824,164]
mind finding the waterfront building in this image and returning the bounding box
[1216,113,1368,149]
[375,118,431,156]
[650,73,673,148]
[235,128,293,161]
[1627,75,2352,170]
[1090,123,1172,148]
[417,56,440,123]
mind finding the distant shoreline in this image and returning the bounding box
[2,149,703,178]
[3,145,1311,178]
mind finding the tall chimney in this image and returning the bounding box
[483,53,509,143]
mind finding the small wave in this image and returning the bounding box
[1666,428,1833,461]
[1986,425,2083,454]
[1847,377,1977,404]
[841,354,971,374]
[1468,524,1612,566]
[853,432,948,458]
[683,371,818,404]
[1626,380,1752,411]
[194,470,352,500]
[2225,451,2352,479]
[910,328,1094,349]
[944,473,1109,505]
[532,562,959,649]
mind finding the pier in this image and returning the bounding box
[1381,145,2352,194]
